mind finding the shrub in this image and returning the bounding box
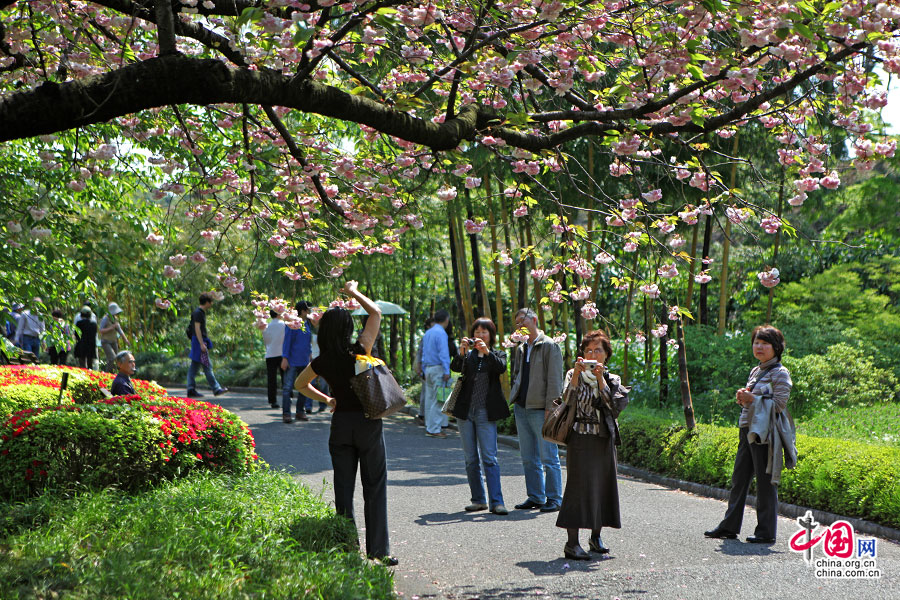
[0,395,259,499]
[783,343,900,415]
[0,471,395,599]
[0,368,75,420]
[618,414,900,528]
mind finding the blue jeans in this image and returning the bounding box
[458,406,504,508]
[514,404,562,505]
[20,334,40,356]
[423,365,449,434]
[187,359,222,393]
[283,364,310,417]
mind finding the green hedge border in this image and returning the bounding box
[617,414,900,529]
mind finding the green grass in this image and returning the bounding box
[796,403,900,446]
[0,470,395,600]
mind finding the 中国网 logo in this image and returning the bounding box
[789,510,881,579]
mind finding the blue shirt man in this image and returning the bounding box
[280,301,313,422]
[420,310,451,436]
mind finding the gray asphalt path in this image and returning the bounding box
[172,386,899,599]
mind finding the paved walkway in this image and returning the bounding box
[171,386,899,599]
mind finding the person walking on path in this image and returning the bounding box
[110,350,136,396]
[47,308,72,365]
[280,301,313,423]
[420,310,451,438]
[450,317,510,515]
[263,309,285,409]
[705,324,794,545]
[412,316,435,425]
[99,302,129,372]
[556,329,629,560]
[186,293,228,398]
[14,298,45,357]
[73,307,98,369]
[508,307,564,512]
[294,280,397,566]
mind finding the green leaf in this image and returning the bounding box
[686,63,706,81]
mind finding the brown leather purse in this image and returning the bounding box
[541,385,576,445]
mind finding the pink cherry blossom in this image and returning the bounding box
[760,216,782,234]
[594,252,614,265]
[641,189,662,203]
[464,176,482,189]
[30,227,51,238]
[163,265,180,278]
[155,298,172,310]
[657,264,679,278]
[169,254,187,267]
[694,271,712,284]
[581,302,599,320]
[464,219,487,234]
[820,171,841,189]
[650,324,668,338]
[639,283,660,298]
[146,232,164,245]
[28,206,48,221]
[667,305,680,321]
[437,186,457,201]
[191,251,207,264]
[757,268,780,288]
[7,221,22,233]
[513,205,529,217]
[498,251,514,266]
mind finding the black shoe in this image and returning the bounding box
[283,415,293,423]
[270,402,280,408]
[213,387,228,396]
[515,499,545,510]
[704,527,738,539]
[370,555,399,566]
[746,535,776,544]
[295,412,309,421]
[564,543,591,561]
[540,502,561,513]
[588,535,609,554]
[186,389,203,398]
[316,404,327,413]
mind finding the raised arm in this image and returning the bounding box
[343,280,381,355]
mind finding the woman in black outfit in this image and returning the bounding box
[556,329,629,560]
[449,317,510,515]
[294,280,397,566]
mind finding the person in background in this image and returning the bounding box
[420,310,451,438]
[556,329,629,560]
[14,298,45,358]
[309,329,329,413]
[2,303,22,342]
[450,317,510,515]
[508,307,564,512]
[186,293,228,398]
[412,316,435,426]
[263,309,285,409]
[110,350,136,396]
[281,300,313,423]
[99,302,129,372]
[47,308,72,365]
[73,307,98,369]
[294,280,397,566]
[705,325,794,545]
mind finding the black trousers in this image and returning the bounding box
[48,348,67,365]
[718,426,778,538]
[329,411,390,558]
[265,356,283,405]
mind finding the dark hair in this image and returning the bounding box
[269,309,279,318]
[580,329,612,359]
[51,308,63,319]
[470,318,497,348]
[80,307,91,318]
[295,300,312,312]
[317,307,361,358]
[751,324,785,359]
[199,292,214,305]
[433,309,450,324]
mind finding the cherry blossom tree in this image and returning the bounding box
[2,0,898,331]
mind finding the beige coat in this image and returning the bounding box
[508,332,564,411]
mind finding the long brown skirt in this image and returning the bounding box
[555,431,621,530]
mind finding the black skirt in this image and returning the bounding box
[556,431,621,530]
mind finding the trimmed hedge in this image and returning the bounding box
[618,413,900,528]
[0,395,260,499]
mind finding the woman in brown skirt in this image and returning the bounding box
[557,329,629,560]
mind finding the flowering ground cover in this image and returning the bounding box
[0,471,394,599]
[0,394,259,499]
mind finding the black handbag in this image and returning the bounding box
[349,357,407,420]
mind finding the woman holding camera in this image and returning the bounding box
[704,324,793,544]
[556,329,629,560]
[450,318,510,515]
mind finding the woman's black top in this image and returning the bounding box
[449,349,510,422]
[311,351,364,413]
[74,318,97,358]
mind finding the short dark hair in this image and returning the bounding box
[433,309,450,324]
[199,292,214,305]
[580,329,612,359]
[470,318,497,348]
[295,300,312,313]
[751,324,785,359]
[51,308,63,319]
[269,309,279,319]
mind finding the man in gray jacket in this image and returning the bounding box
[508,308,564,511]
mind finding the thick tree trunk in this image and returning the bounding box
[448,213,466,325]
[716,221,732,335]
[684,223,700,314]
[465,189,490,319]
[389,314,398,370]
[676,319,696,429]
